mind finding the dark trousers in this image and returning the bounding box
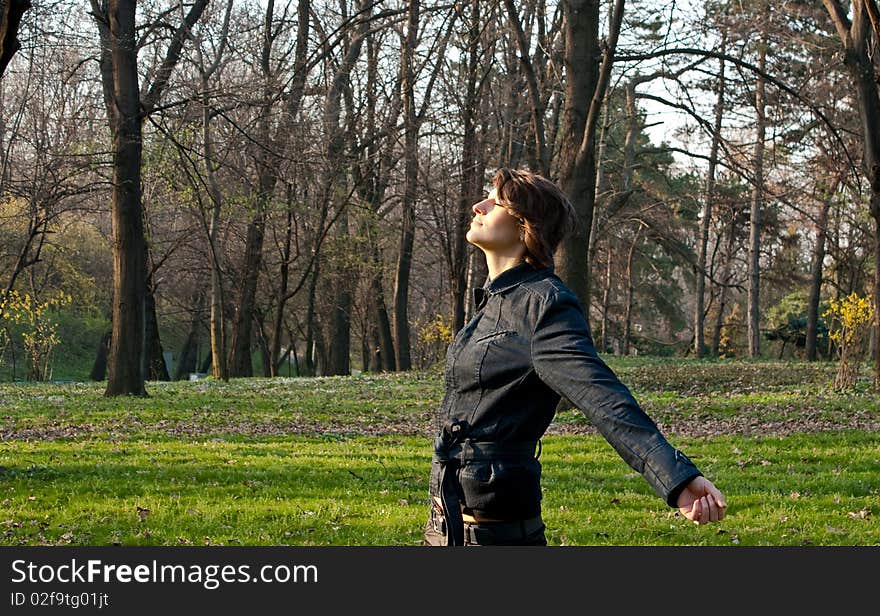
[423,507,547,546]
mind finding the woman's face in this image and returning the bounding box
[466,188,524,255]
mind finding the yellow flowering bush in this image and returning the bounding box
[822,293,874,390]
[0,290,72,381]
[718,303,743,359]
[419,313,453,346]
[416,313,454,369]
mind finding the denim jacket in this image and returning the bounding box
[429,260,701,520]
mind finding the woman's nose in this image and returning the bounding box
[472,199,489,215]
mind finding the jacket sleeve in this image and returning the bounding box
[530,287,701,507]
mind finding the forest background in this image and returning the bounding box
[1,0,879,392]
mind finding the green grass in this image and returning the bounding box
[0,359,878,546]
[542,431,879,546]
[0,436,429,546]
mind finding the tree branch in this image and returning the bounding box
[578,0,625,168]
[617,45,859,181]
[141,0,210,116]
[504,0,549,175]
[821,0,852,45]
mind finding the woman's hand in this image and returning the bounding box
[676,476,727,524]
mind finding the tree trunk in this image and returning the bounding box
[0,0,29,79]
[143,282,169,381]
[89,329,111,381]
[696,31,726,359]
[556,0,600,313]
[600,239,612,353]
[594,80,612,203]
[873,213,880,384]
[303,258,320,377]
[453,0,482,334]
[227,0,310,378]
[192,0,233,381]
[104,0,146,396]
[363,208,395,373]
[270,184,295,376]
[174,307,201,381]
[499,30,527,169]
[822,0,880,385]
[226,0,274,378]
[504,0,549,176]
[555,0,622,326]
[313,325,326,376]
[207,200,227,380]
[92,0,208,396]
[322,2,369,376]
[747,16,768,359]
[622,224,642,355]
[711,219,737,356]
[362,207,396,372]
[326,205,352,375]
[203,94,229,381]
[227,215,264,377]
[622,82,638,192]
[286,326,299,376]
[255,307,271,377]
[806,184,834,361]
[393,0,420,371]
[354,31,397,373]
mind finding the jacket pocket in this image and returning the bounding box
[476,330,531,389]
[472,329,517,343]
[458,458,542,515]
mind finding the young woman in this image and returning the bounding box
[424,168,726,546]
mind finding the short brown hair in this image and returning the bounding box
[491,168,577,268]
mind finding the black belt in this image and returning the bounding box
[432,434,540,547]
[429,508,544,545]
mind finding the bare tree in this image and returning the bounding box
[393,1,455,370]
[556,0,625,325]
[450,0,489,332]
[503,0,550,176]
[822,0,880,385]
[746,7,769,358]
[806,171,839,361]
[695,30,727,359]
[323,0,369,376]
[194,0,234,381]
[353,24,400,372]
[227,0,310,377]
[90,0,208,396]
[392,0,421,371]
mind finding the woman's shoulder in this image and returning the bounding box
[515,271,587,329]
[520,269,578,303]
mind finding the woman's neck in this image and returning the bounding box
[484,250,527,281]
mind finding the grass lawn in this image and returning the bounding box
[1,358,878,546]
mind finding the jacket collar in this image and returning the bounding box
[472,260,552,310]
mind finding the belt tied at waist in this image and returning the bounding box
[432,425,540,547]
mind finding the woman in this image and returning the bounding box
[424,168,726,546]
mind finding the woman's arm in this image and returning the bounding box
[530,287,707,508]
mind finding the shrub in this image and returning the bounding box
[822,293,874,390]
[0,290,72,381]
